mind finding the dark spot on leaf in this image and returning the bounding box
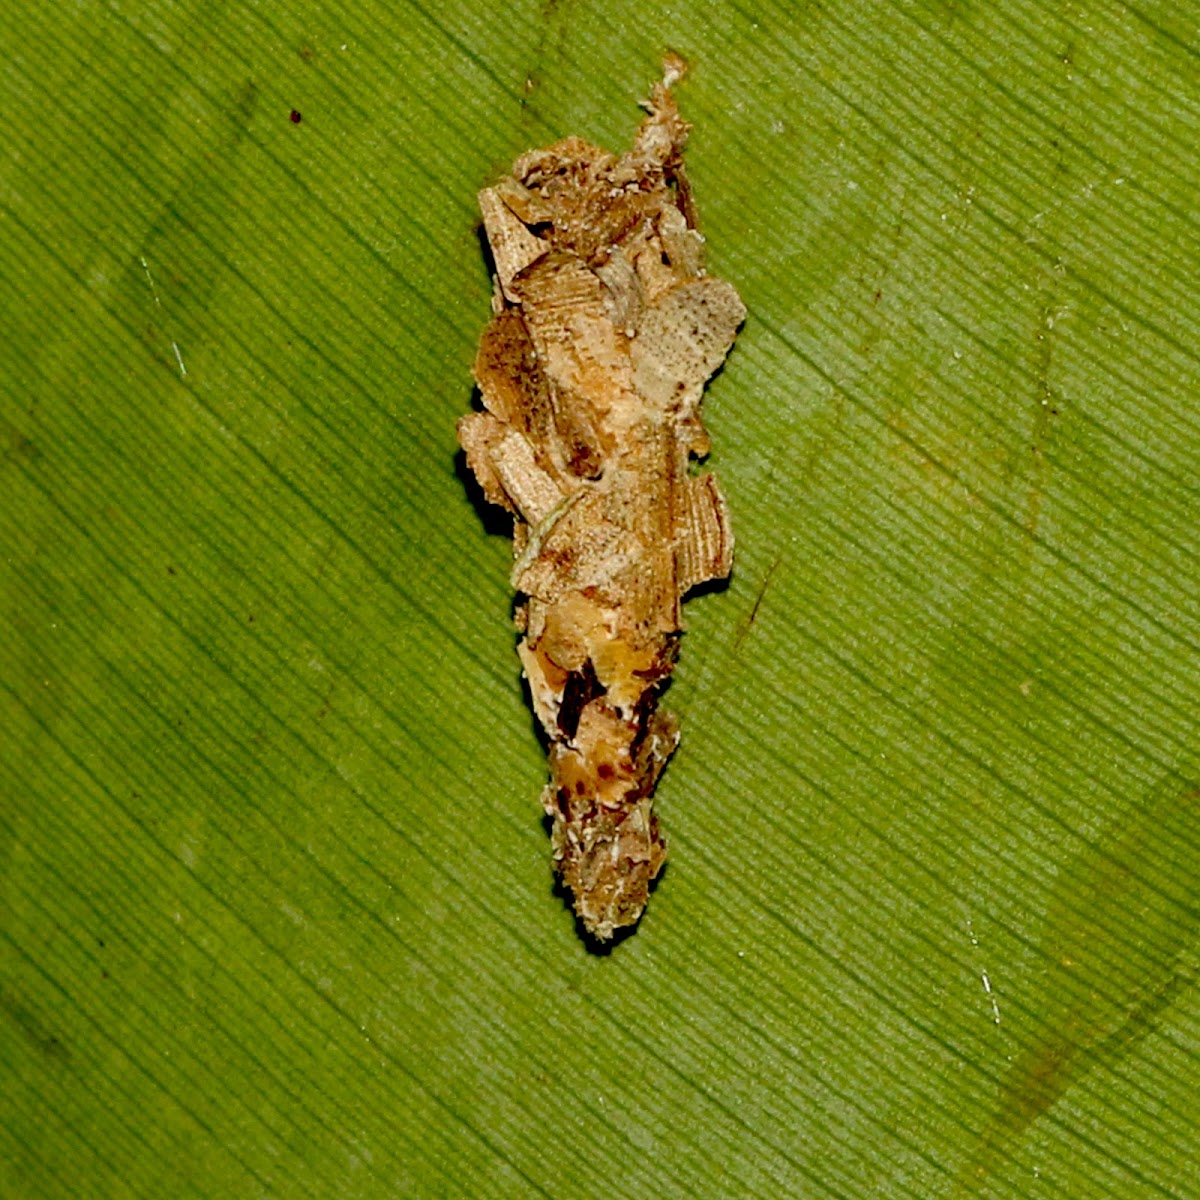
[5,429,41,463]
[235,78,260,123]
[0,986,70,1063]
[289,109,302,125]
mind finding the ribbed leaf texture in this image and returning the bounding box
[3,3,1197,1196]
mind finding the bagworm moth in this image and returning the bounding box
[458,61,743,940]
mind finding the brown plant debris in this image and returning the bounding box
[458,62,743,941]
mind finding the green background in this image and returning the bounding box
[3,1,1198,1196]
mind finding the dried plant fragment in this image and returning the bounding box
[458,64,743,941]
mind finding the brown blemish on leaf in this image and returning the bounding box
[960,778,1200,1193]
[3,425,41,464]
[731,555,782,658]
[1026,306,1061,543]
[459,63,743,941]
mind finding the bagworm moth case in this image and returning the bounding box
[458,64,743,940]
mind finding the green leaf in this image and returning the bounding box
[4,2,1198,1197]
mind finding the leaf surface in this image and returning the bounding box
[3,2,1198,1196]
